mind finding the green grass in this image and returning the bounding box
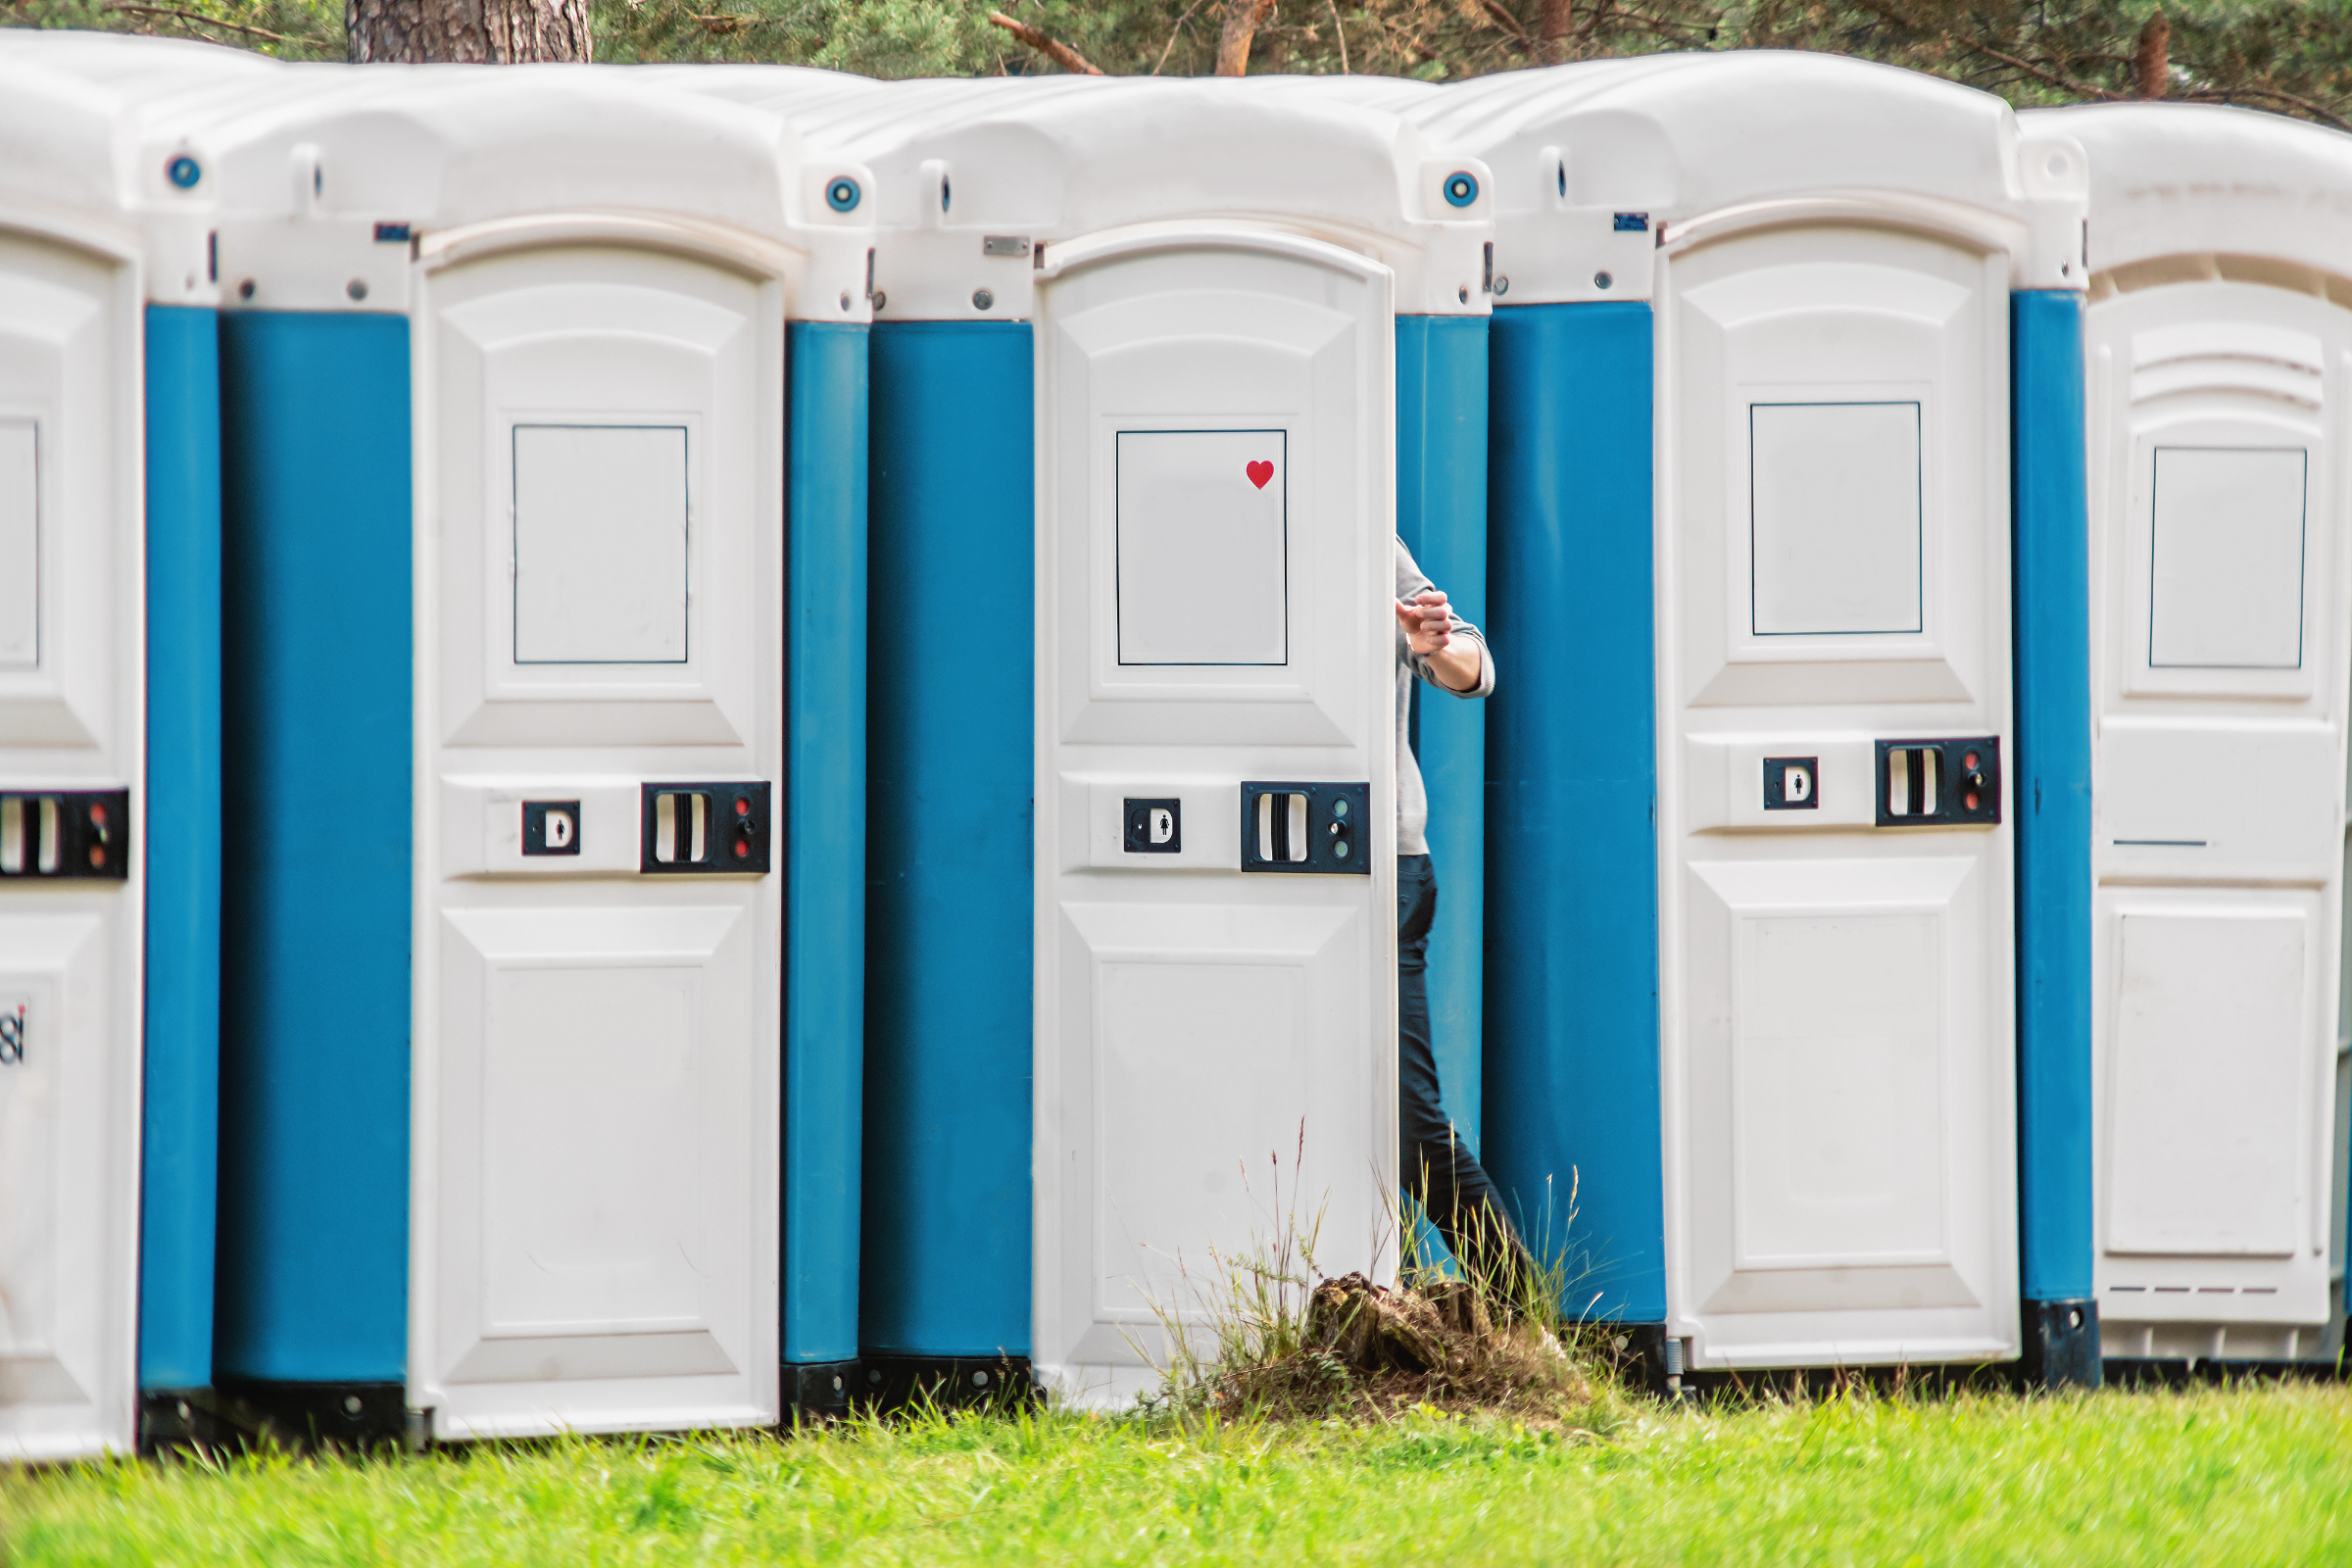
[5,1382,2350,1565]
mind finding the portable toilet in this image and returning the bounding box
[0,32,275,1459]
[1409,54,2095,1382]
[195,65,872,1443]
[2021,102,2352,1372]
[668,72,1494,1405]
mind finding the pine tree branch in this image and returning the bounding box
[1962,38,2126,102]
[987,9,1104,74]
[1153,0,1209,74]
[2181,85,2350,131]
[1477,0,1531,44]
[103,2,296,42]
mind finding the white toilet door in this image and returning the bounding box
[1657,220,2020,1369]
[2086,281,2352,1358]
[1033,231,1398,1406]
[412,230,786,1439]
[0,227,144,1458]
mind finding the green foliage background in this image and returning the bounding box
[4,0,2351,125]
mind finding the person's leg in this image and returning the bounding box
[1396,855,1531,1297]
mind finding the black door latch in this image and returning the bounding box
[0,790,130,880]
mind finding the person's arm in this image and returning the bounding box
[1396,590,1488,693]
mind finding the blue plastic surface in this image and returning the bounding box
[137,305,222,1392]
[785,322,870,1365]
[214,313,413,1384]
[2010,290,2095,1307]
[1484,302,1664,1322]
[1395,315,1490,1171]
[861,322,1034,1357]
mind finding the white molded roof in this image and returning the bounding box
[645,68,1494,318]
[1386,52,2085,303]
[198,65,809,235]
[1,37,871,314]
[2023,102,2352,278]
[0,30,290,298]
[1413,52,2028,217]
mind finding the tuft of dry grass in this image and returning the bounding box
[1129,1169,1613,1430]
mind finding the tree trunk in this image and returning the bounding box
[2134,9,2169,99]
[1538,0,1572,66]
[1215,0,1277,76]
[348,0,592,63]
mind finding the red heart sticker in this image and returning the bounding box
[1246,460,1275,489]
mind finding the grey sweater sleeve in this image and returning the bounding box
[1395,537,1495,699]
[1395,536,1494,857]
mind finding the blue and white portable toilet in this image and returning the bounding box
[0,32,275,1458]
[195,65,872,1442]
[1409,54,2095,1382]
[678,73,1494,1405]
[2023,103,2352,1371]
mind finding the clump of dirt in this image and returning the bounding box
[1178,1272,1593,1425]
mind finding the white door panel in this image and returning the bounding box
[432,905,753,1395]
[2087,281,2350,1348]
[415,237,783,1439]
[431,255,768,750]
[0,228,140,1459]
[1055,900,1369,1343]
[1036,234,1396,1405]
[1672,235,1995,712]
[1660,222,2018,1369]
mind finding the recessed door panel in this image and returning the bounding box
[2087,280,2349,1344]
[2106,907,2307,1258]
[1035,235,1396,1405]
[0,419,35,668]
[431,251,767,748]
[435,906,750,1391]
[1661,222,2017,1369]
[416,237,783,1439]
[1066,901,1364,1331]
[0,228,139,1459]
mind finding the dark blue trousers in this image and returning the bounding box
[1397,853,1526,1288]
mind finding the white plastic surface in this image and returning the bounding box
[1115,430,1288,665]
[1396,53,2086,307]
[1749,402,1923,636]
[2107,910,2309,1257]
[0,227,144,1460]
[1660,218,2020,1369]
[413,232,786,1438]
[2057,105,2352,1344]
[0,421,35,666]
[2147,447,2307,668]
[2027,102,2352,281]
[653,71,1493,320]
[1034,231,1396,1407]
[513,425,691,665]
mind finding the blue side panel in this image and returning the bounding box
[785,322,869,1365]
[2010,290,2095,1306]
[1395,316,1491,1157]
[862,322,1033,1357]
[214,313,412,1384]
[138,305,222,1392]
[1485,302,1664,1322]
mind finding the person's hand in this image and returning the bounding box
[1396,590,1452,656]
